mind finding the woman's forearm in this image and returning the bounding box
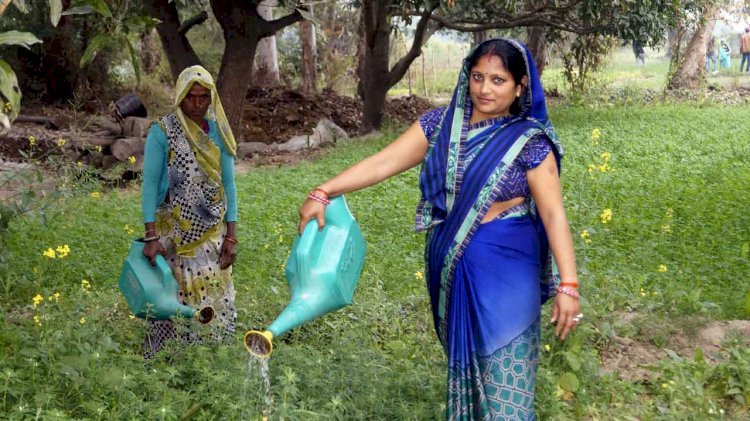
[538,210,578,283]
[317,122,428,196]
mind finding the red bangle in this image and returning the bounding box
[224,236,237,244]
[308,192,331,205]
[557,286,580,299]
[559,282,579,288]
[313,188,330,197]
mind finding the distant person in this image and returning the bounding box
[706,37,718,74]
[141,65,239,359]
[298,38,582,419]
[718,38,732,69]
[633,40,645,65]
[740,27,750,73]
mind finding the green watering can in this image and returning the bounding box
[119,239,215,323]
[244,195,366,358]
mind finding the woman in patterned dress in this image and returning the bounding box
[298,39,581,419]
[140,65,239,359]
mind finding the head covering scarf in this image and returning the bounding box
[174,65,236,156]
[416,38,564,346]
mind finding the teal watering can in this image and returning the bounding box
[119,239,215,323]
[244,195,366,358]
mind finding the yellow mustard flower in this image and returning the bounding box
[55,245,70,258]
[657,264,667,272]
[587,164,596,174]
[597,163,609,173]
[127,156,136,165]
[32,294,44,307]
[90,192,100,198]
[81,279,91,290]
[95,145,103,153]
[33,315,42,326]
[57,138,66,147]
[28,135,36,146]
[660,224,672,234]
[414,271,423,280]
[666,208,674,218]
[544,344,551,352]
[591,128,601,140]
[580,230,590,239]
[4,102,12,112]
[79,316,86,325]
[600,151,611,162]
[43,248,56,259]
[128,314,136,320]
[599,209,613,224]
[123,224,134,235]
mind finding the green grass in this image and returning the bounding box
[1,103,749,419]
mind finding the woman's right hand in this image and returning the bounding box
[142,239,167,266]
[298,197,327,235]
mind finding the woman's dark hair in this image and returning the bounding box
[467,39,528,114]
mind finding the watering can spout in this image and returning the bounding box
[244,195,366,357]
[244,330,274,358]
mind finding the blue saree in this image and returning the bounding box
[415,39,564,420]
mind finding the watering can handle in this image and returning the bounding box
[154,255,174,288]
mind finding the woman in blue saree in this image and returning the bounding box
[299,38,581,420]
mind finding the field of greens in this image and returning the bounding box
[1,101,749,420]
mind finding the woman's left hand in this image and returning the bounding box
[551,293,581,340]
[219,238,236,269]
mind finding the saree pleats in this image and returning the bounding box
[445,215,541,420]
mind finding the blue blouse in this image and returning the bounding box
[419,107,552,201]
[141,120,237,223]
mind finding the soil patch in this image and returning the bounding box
[600,319,750,381]
[240,87,433,144]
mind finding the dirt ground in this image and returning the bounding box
[0,89,434,163]
[240,87,433,144]
[599,314,750,381]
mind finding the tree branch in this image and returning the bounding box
[388,8,439,86]
[427,12,600,34]
[178,11,209,35]
[259,9,303,38]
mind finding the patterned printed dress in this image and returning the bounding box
[142,113,237,359]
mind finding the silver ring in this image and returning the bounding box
[572,313,583,323]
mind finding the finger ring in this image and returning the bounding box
[572,313,583,323]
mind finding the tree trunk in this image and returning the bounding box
[299,12,317,94]
[360,0,393,133]
[668,7,719,90]
[526,26,547,76]
[211,0,301,137]
[356,16,366,101]
[145,0,203,82]
[252,0,281,88]
[140,28,162,74]
[360,0,437,133]
[472,31,489,47]
[217,34,260,141]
